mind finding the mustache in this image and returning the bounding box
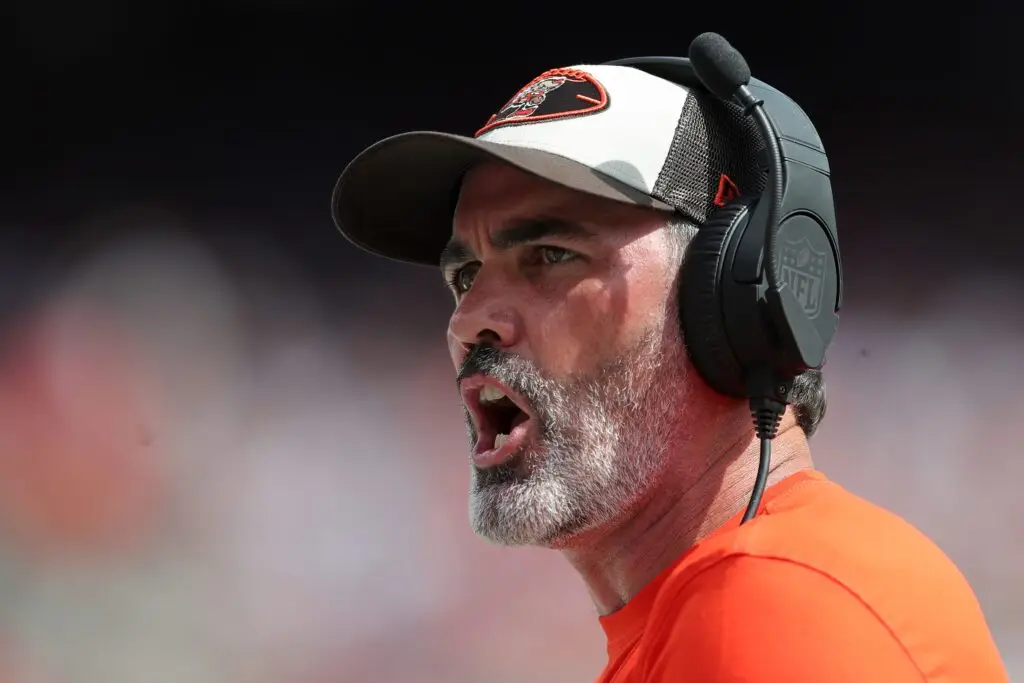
[457,344,507,383]
[456,344,541,403]
[457,344,519,387]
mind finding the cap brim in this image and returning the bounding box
[331,131,674,267]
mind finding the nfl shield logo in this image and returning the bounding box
[780,237,827,318]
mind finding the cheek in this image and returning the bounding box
[530,272,669,376]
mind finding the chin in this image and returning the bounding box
[469,463,660,551]
[467,476,607,550]
[471,512,609,550]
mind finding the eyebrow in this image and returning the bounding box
[439,217,595,272]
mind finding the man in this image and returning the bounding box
[330,58,1009,681]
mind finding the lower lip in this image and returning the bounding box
[473,417,533,468]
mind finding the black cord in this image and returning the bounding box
[741,397,785,524]
[734,89,787,524]
[733,88,784,294]
[740,438,772,523]
[748,102,784,294]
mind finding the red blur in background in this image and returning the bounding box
[0,303,166,560]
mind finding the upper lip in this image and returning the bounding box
[459,374,533,436]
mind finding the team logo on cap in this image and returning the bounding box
[475,68,609,137]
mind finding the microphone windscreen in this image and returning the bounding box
[688,32,752,100]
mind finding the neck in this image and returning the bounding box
[561,410,813,616]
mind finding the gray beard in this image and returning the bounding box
[459,329,690,548]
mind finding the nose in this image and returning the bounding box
[448,271,521,352]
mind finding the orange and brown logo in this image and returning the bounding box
[475,68,609,137]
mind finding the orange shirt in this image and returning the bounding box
[598,470,1009,682]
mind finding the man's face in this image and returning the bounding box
[444,162,694,548]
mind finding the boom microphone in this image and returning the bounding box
[689,31,784,295]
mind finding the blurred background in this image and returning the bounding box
[3,2,1023,681]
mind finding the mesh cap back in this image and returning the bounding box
[652,92,767,225]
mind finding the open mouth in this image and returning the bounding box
[461,378,534,466]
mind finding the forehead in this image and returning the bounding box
[454,162,664,237]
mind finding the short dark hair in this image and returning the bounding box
[666,218,827,438]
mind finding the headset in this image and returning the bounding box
[605,33,843,523]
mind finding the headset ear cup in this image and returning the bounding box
[680,202,751,398]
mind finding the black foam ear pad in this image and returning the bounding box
[679,201,752,398]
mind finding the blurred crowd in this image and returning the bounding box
[0,214,1019,683]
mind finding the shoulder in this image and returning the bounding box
[640,553,924,681]
[633,473,1008,682]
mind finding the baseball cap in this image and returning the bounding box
[331,64,767,267]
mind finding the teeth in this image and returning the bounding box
[494,433,509,448]
[480,385,507,403]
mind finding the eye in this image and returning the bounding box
[448,262,479,294]
[537,246,578,265]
